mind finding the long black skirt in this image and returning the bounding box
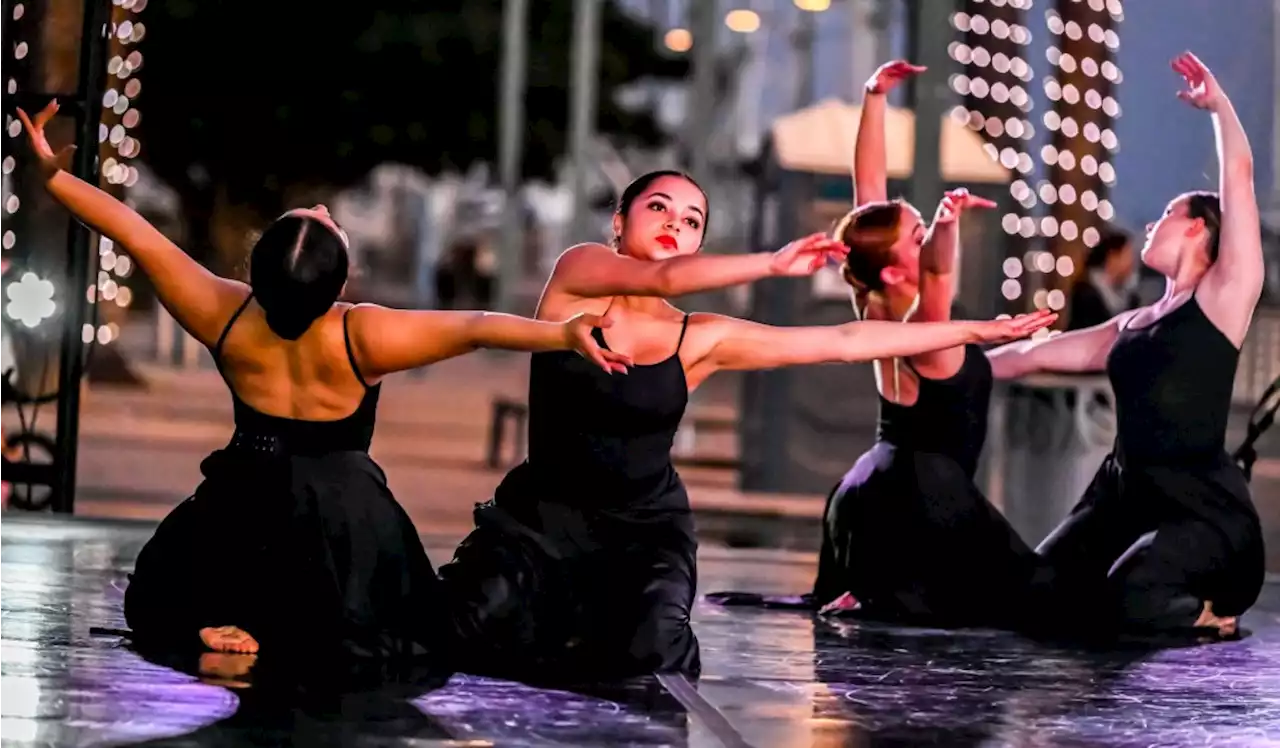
[123,449,447,667]
[817,442,1053,630]
[436,462,701,681]
[1037,451,1265,633]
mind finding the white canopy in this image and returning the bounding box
[770,98,1010,184]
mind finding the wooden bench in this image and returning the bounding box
[486,397,740,470]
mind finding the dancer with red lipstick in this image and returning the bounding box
[436,169,1058,680]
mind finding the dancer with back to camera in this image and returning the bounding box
[436,166,1058,681]
[17,100,631,668]
[987,52,1265,637]
[707,60,1059,630]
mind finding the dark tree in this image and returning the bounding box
[136,0,686,268]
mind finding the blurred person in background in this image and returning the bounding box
[435,236,496,310]
[1068,225,1142,330]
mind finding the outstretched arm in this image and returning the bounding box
[18,102,245,348]
[1172,52,1263,348]
[346,306,632,380]
[854,61,925,206]
[695,310,1056,374]
[986,311,1133,380]
[549,234,846,300]
[911,189,997,376]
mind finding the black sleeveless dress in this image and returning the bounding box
[437,316,700,680]
[1037,296,1265,631]
[123,298,446,665]
[813,345,1049,628]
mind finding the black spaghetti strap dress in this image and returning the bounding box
[437,315,701,680]
[1036,296,1265,632]
[123,298,447,666]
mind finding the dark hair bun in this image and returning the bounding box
[248,215,349,341]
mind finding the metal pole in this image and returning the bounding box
[683,1,719,185]
[496,0,529,313]
[906,0,954,212]
[567,0,603,241]
[52,0,111,513]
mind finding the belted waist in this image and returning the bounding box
[225,428,370,458]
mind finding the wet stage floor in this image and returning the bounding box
[2,515,1279,747]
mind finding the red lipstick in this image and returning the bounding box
[656,235,677,249]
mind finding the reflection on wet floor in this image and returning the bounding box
[2,515,1278,747]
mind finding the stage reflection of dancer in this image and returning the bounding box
[17,101,630,664]
[987,53,1264,636]
[436,168,1057,680]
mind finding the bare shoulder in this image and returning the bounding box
[681,311,738,359]
[551,242,614,270]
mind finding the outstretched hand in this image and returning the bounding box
[933,188,997,225]
[15,100,75,179]
[975,309,1058,344]
[867,60,927,95]
[562,308,632,374]
[770,233,849,277]
[1172,51,1224,112]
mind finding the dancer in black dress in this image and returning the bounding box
[987,53,1264,637]
[17,101,630,665]
[708,61,1052,629]
[436,167,1058,680]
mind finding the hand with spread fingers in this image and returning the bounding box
[15,100,76,180]
[769,233,850,277]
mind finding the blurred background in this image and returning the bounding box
[3,0,1280,573]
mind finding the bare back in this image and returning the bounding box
[213,295,372,422]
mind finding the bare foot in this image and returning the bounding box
[818,592,862,616]
[1194,601,1238,637]
[199,625,260,653]
[198,652,257,689]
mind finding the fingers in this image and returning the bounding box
[15,107,34,135]
[600,349,632,373]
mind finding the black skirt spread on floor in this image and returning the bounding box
[708,345,1054,631]
[438,316,700,680]
[123,297,446,666]
[1037,296,1265,632]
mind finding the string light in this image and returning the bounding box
[960,1,1122,314]
[1,2,62,331]
[952,1,1040,309]
[663,28,692,53]
[724,9,760,33]
[1036,0,1122,309]
[86,0,148,346]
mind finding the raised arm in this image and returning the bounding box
[911,189,997,375]
[694,309,1056,375]
[346,306,631,380]
[854,61,926,206]
[17,102,246,348]
[986,310,1134,380]
[548,234,846,300]
[1172,52,1262,348]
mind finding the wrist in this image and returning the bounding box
[864,81,886,96]
[39,158,62,182]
